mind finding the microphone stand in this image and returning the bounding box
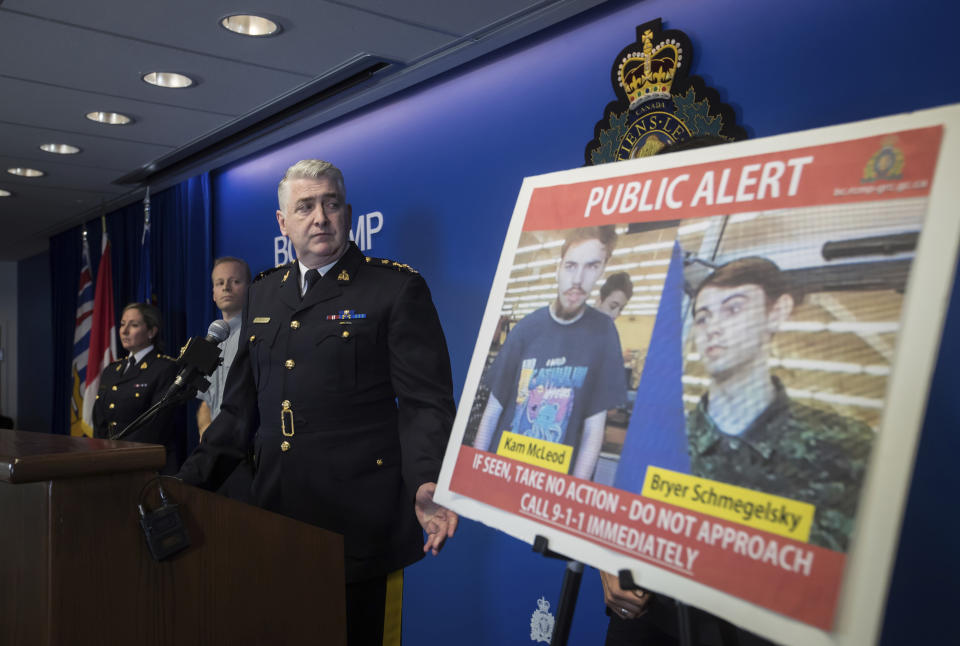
[110,376,210,441]
[111,335,222,441]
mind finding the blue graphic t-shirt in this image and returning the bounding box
[485,306,627,457]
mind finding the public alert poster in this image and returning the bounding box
[434,104,960,645]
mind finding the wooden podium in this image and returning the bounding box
[0,429,346,646]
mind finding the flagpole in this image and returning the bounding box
[84,209,117,429]
[70,224,95,436]
[138,187,153,304]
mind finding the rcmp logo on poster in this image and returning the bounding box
[585,18,746,164]
[863,137,905,182]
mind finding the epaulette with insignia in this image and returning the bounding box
[253,261,294,283]
[158,354,176,361]
[363,256,419,274]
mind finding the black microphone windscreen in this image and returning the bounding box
[206,319,231,343]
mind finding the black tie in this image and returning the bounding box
[124,356,136,374]
[303,268,320,298]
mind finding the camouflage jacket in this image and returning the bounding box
[686,378,875,551]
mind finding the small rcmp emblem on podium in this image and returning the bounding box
[585,18,746,164]
[530,596,555,643]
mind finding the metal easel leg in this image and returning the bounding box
[677,600,694,646]
[550,560,584,646]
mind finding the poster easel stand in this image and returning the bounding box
[533,535,583,646]
[533,537,698,646]
[623,569,746,646]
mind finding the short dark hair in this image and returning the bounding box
[694,257,791,309]
[600,271,634,301]
[560,225,618,262]
[212,256,251,283]
[121,302,164,351]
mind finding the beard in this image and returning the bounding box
[553,295,586,320]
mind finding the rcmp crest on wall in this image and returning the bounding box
[529,597,555,643]
[585,18,747,164]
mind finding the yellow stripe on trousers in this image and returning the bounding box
[383,569,403,646]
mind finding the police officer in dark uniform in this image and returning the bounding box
[93,302,179,471]
[179,160,458,645]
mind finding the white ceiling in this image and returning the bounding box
[0,0,607,260]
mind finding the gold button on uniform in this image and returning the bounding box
[108,403,115,409]
[341,330,350,339]
[281,441,291,452]
[281,400,291,409]
[285,359,295,369]
[111,385,118,391]
[376,458,383,466]
[134,392,140,398]
[249,335,256,342]
[290,320,300,329]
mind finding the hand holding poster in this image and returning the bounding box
[435,104,960,645]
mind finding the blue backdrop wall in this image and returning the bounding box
[16,251,52,432]
[209,0,960,643]
[20,0,959,643]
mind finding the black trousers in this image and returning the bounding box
[604,595,775,646]
[345,570,403,646]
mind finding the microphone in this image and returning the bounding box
[204,319,232,344]
[162,319,232,402]
[113,321,232,440]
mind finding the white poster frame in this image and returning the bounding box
[435,103,960,645]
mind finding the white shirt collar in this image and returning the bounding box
[297,258,340,295]
[548,303,587,325]
[223,316,242,333]
[129,344,154,364]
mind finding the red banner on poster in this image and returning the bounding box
[451,447,844,629]
[526,126,941,230]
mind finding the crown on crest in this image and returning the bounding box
[617,29,682,108]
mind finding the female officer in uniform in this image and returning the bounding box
[93,302,179,471]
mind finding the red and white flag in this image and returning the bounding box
[83,228,117,428]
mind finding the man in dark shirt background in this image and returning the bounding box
[472,225,628,481]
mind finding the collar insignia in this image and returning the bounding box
[281,269,290,283]
[337,269,350,282]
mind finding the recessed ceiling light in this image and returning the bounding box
[0,189,12,197]
[142,72,195,88]
[7,167,45,178]
[40,143,81,155]
[86,111,133,125]
[220,14,280,36]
